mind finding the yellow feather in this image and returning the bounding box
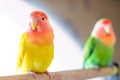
[17,33,54,73]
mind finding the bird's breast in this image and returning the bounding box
[22,41,54,72]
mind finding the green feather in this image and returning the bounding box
[83,37,114,69]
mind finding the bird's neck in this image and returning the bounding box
[26,31,54,45]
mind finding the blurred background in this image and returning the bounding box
[0,0,119,80]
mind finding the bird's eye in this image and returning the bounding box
[41,16,44,21]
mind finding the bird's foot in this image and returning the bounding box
[28,71,52,80]
[28,71,37,79]
[45,71,52,80]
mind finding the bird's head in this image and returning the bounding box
[91,18,116,46]
[27,10,54,45]
[30,10,52,32]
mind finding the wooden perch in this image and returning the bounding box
[0,66,118,80]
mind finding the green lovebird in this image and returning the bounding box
[83,18,116,69]
[83,18,119,80]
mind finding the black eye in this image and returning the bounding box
[41,16,44,21]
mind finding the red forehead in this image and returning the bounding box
[102,19,111,25]
[30,10,48,18]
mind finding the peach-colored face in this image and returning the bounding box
[27,10,54,45]
[30,11,51,32]
[93,19,116,46]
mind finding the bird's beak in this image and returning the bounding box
[31,19,37,30]
[105,26,110,34]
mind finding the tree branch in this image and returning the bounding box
[0,66,118,80]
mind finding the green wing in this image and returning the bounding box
[83,37,95,66]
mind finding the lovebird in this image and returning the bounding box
[16,10,54,79]
[83,18,118,80]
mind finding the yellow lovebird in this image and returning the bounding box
[16,10,54,79]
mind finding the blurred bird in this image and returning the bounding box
[16,10,54,79]
[83,18,118,80]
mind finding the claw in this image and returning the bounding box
[45,71,52,80]
[28,71,37,79]
[27,71,52,80]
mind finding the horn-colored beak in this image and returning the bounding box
[105,26,110,34]
[31,19,37,30]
